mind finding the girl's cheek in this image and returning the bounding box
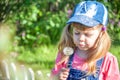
[73,35,79,41]
[85,39,91,46]
[73,37,79,44]
[86,39,95,47]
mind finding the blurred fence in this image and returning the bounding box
[0,60,50,80]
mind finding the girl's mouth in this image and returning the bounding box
[79,44,85,47]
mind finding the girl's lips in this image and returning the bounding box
[79,44,85,47]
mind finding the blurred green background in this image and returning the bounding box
[0,0,120,77]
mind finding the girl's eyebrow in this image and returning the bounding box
[74,28,94,33]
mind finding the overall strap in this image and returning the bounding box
[96,57,104,67]
[67,53,74,68]
[92,57,104,78]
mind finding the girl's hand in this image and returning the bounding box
[58,68,69,80]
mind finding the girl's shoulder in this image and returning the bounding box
[100,53,120,80]
[104,52,117,61]
[102,52,119,70]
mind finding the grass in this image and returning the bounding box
[16,45,58,78]
[15,41,120,78]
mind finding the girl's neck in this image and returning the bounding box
[76,48,88,59]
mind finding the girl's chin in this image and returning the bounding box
[78,46,89,51]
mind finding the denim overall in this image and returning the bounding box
[67,54,104,80]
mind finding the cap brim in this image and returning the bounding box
[67,15,100,27]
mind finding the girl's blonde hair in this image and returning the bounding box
[58,23,111,74]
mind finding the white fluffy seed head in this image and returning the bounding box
[63,47,74,56]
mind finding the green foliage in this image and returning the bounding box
[16,45,57,70]
[104,1,120,40]
[1,0,119,47]
[6,0,72,47]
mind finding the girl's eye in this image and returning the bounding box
[85,33,92,37]
[74,32,80,35]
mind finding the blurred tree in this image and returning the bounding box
[0,0,119,47]
[0,0,23,22]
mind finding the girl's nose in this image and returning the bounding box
[79,34,85,42]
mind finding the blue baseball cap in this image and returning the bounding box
[67,1,108,27]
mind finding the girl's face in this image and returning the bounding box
[72,23,101,51]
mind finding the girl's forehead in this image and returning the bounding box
[73,27,95,34]
[71,23,101,31]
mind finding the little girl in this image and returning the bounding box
[51,1,120,80]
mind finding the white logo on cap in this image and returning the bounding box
[84,4,97,18]
[76,3,97,18]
